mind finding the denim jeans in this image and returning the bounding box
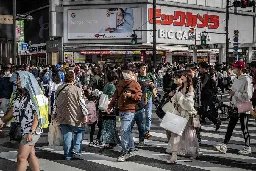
[131,109,145,142]
[119,112,135,152]
[145,96,153,132]
[59,124,85,160]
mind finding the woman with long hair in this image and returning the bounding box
[167,70,199,164]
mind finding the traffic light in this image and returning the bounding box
[201,34,207,45]
[241,0,247,8]
[233,1,241,7]
[131,33,137,45]
[233,0,255,7]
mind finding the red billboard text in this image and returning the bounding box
[148,8,219,29]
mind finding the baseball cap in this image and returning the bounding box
[232,60,245,69]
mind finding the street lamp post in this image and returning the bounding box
[226,0,230,64]
[13,0,16,65]
[153,0,157,68]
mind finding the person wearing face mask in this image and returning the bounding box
[108,65,142,162]
[215,60,253,155]
[0,66,13,115]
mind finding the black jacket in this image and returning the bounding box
[200,73,218,101]
[163,74,173,92]
[0,77,13,99]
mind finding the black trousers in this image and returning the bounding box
[89,117,103,143]
[224,113,250,147]
[201,100,218,125]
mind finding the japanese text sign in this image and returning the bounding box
[148,8,219,29]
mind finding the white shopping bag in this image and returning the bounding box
[162,101,175,113]
[48,120,63,146]
[160,111,188,136]
[98,94,109,112]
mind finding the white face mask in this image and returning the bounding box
[4,71,10,76]
[122,72,131,80]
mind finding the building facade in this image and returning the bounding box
[49,0,256,64]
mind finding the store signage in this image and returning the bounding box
[80,51,164,55]
[148,8,219,29]
[157,29,211,41]
[46,40,62,53]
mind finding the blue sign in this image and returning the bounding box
[21,43,28,50]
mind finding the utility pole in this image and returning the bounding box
[153,0,157,68]
[13,0,16,65]
[225,0,230,64]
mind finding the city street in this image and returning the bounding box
[0,105,256,171]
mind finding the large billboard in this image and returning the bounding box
[67,8,142,39]
[146,5,254,45]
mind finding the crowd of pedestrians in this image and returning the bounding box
[0,60,255,170]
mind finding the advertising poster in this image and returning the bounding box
[16,20,24,42]
[64,52,74,65]
[67,8,142,39]
[74,52,85,63]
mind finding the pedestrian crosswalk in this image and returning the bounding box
[0,117,256,171]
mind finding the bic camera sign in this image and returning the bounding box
[156,29,211,41]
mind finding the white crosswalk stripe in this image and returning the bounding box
[0,118,256,171]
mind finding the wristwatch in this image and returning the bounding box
[29,129,36,135]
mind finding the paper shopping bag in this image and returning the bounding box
[160,111,188,136]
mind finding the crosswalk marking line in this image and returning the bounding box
[0,151,86,171]
[150,130,256,144]
[83,131,254,152]
[83,139,255,171]
[38,148,170,171]
[200,132,256,144]
[39,146,249,171]
[108,144,250,171]
[200,148,256,162]
[129,132,256,154]
[201,126,256,136]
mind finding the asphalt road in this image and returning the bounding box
[0,92,255,171]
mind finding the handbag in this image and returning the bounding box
[48,120,62,146]
[9,122,22,142]
[192,115,201,128]
[237,101,253,113]
[160,111,188,136]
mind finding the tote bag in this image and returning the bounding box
[98,94,109,112]
[160,111,188,136]
[48,120,63,146]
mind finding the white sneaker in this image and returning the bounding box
[239,146,252,155]
[117,152,130,162]
[214,144,227,154]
